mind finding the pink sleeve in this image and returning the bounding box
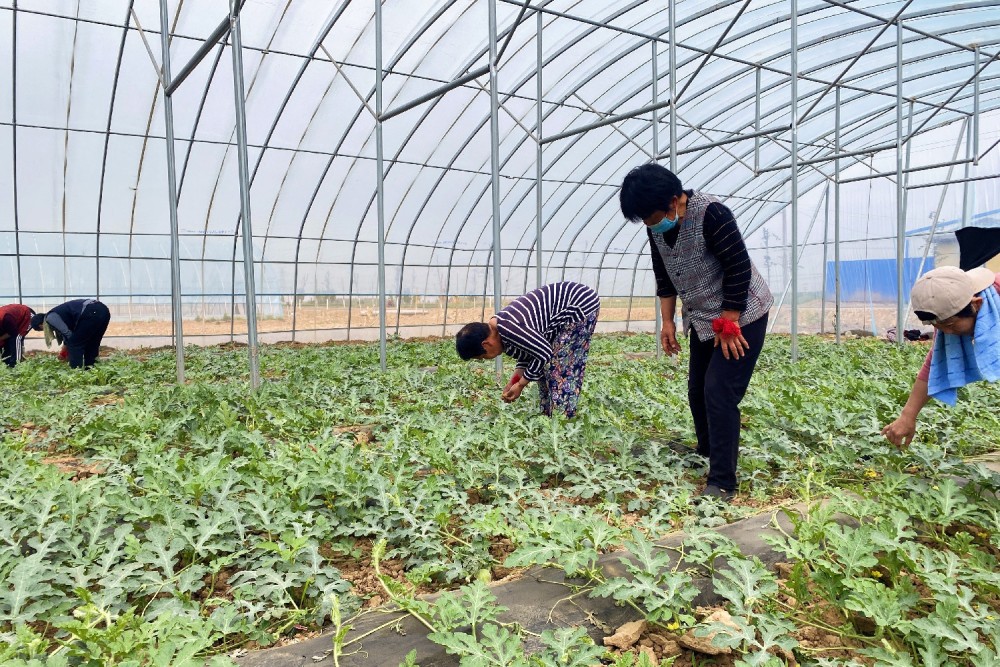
[916,334,933,382]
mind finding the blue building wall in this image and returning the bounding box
[824,258,932,302]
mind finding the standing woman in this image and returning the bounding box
[30,299,111,369]
[0,303,35,368]
[620,164,773,501]
[455,281,601,417]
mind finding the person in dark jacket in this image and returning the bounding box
[30,299,111,369]
[620,164,773,502]
[0,303,35,368]
[455,282,601,417]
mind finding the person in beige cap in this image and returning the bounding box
[882,265,1000,447]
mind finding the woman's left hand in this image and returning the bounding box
[502,376,529,402]
[714,311,749,360]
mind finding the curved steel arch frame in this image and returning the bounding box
[6,0,1000,373]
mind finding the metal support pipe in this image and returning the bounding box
[670,125,792,158]
[963,121,972,227]
[535,8,543,288]
[11,2,22,303]
[754,66,761,174]
[668,0,677,171]
[769,189,826,336]
[159,0,185,384]
[165,12,232,96]
[488,0,503,377]
[380,65,489,122]
[974,45,980,164]
[375,0,388,370]
[799,0,913,126]
[908,172,998,190]
[675,0,752,103]
[756,141,897,172]
[895,21,904,346]
[820,183,830,334]
[837,157,974,184]
[229,1,260,388]
[790,0,799,361]
[903,98,913,244]
[540,99,672,145]
[834,85,841,343]
[652,39,661,359]
[904,121,966,324]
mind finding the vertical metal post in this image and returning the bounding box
[667,0,677,345]
[375,0,388,370]
[963,121,972,228]
[652,39,662,358]
[834,85,841,344]
[754,66,761,174]
[159,0,185,383]
[535,9,543,288]
[790,0,799,361]
[229,0,260,388]
[652,40,660,159]
[488,0,503,377]
[11,2,23,304]
[668,0,677,173]
[973,45,980,165]
[895,21,905,345]
[820,183,829,334]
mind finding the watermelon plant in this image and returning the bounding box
[0,334,997,664]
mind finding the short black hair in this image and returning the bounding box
[456,322,490,360]
[30,312,46,331]
[619,163,684,223]
[915,301,976,323]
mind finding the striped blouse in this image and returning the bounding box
[494,282,601,382]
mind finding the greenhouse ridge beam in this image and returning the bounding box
[906,173,1000,190]
[493,0,974,118]
[540,99,672,144]
[820,0,999,60]
[379,66,490,122]
[836,157,975,184]
[798,0,914,125]
[164,11,238,97]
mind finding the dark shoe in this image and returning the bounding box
[699,484,735,502]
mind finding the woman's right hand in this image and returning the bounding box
[881,414,916,448]
[660,321,681,356]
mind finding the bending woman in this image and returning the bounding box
[31,299,111,369]
[455,282,601,417]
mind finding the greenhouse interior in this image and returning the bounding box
[2,1,1000,666]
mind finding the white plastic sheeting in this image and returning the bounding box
[1,0,998,340]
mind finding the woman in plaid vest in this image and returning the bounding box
[620,164,773,501]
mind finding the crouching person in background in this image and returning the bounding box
[31,299,111,369]
[455,282,601,418]
[0,303,36,368]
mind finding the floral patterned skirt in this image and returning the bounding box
[538,312,599,417]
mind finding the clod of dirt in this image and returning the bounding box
[678,610,740,656]
[41,455,106,481]
[647,634,682,658]
[849,610,878,636]
[603,619,647,650]
[334,425,375,445]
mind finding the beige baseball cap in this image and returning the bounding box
[911,266,995,321]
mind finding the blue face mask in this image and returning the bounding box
[648,212,679,234]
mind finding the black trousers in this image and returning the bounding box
[2,335,22,368]
[67,302,111,369]
[687,313,768,491]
